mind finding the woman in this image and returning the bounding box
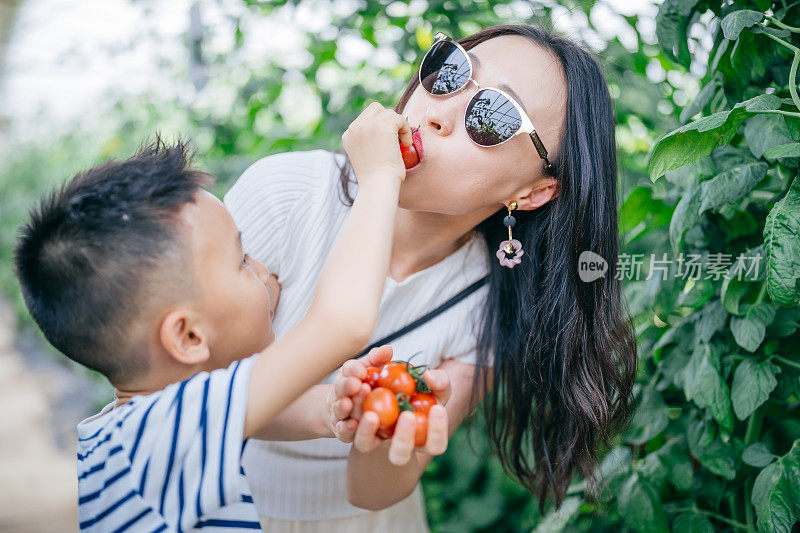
[225,24,637,531]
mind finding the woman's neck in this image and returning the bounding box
[389,205,496,282]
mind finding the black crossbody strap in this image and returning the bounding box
[355,275,489,359]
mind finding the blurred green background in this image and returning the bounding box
[2,0,799,532]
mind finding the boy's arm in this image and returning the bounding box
[346,359,483,510]
[242,104,411,439]
[250,346,393,441]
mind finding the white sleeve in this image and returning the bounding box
[224,151,334,277]
[132,356,258,529]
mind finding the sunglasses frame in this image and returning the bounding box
[419,33,553,171]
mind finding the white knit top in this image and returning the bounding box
[223,150,490,520]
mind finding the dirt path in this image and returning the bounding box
[0,301,81,532]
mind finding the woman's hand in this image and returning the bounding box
[327,345,394,442]
[342,102,412,187]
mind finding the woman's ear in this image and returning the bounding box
[514,177,559,211]
[158,310,211,366]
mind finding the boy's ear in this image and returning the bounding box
[513,177,559,211]
[159,310,211,366]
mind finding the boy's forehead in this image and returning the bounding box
[179,190,237,250]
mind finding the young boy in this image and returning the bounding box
[14,104,411,531]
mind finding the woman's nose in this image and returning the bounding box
[425,103,457,136]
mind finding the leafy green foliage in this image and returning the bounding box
[764,175,800,306]
[752,440,800,532]
[624,1,800,532]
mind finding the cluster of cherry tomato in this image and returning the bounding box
[361,360,437,446]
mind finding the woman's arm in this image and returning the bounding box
[345,358,484,510]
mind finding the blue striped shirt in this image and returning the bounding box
[76,356,261,531]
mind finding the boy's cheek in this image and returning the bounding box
[266,274,280,312]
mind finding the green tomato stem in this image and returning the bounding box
[767,15,800,33]
[756,282,768,305]
[669,505,750,529]
[691,507,750,530]
[763,30,800,53]
[744,406,765,446]
[772,354,800,370]
[745,477,756,533]
[754,109,800,118]
[789,51,800,112]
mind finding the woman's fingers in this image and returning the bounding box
[422,405,449,456]
[388,411,417,466]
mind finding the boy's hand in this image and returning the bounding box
[327,345,394,442]
[353,366,451,466]
[342,103,412,187]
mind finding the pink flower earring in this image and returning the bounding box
[496,201,524,268]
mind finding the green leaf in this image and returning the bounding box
[743,443,778,467]
[670,190,701,254]
[618,473,669,533]
[764,176,800,306]
[769,308,800,337]
[648,94,781,181]
[699,162,768,214]
[731,359,780,419]
[731,315,764,352]
[697,300,729,342]
[625,387,670,445]
[752,440,800,533]
[720,10,765,40]
[786,116,800,142]
[657,438,695,491]
[655,0,699,65]
[687,413,737,479]
[533,496,581,533]
[765,143,800,160]
[730,303,776,352]
[722,276,750,316]
[744,114,795,159]
[672,513,714,533]
[684,344,734,430]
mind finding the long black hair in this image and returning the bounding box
[336,24,637,509]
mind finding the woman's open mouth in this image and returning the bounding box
[406,129,424,172]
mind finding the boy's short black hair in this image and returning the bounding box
[14,136,210,384]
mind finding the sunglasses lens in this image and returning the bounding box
[420,41,471,95]
[465,88,522,146]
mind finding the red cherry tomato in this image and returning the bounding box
[410,392,437,415]
[399,140,419,169]
[363,387,399,428]
[377,424,395,439]
[364,366,381,389]
[378,362,416,397]
[413,411,428,447]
